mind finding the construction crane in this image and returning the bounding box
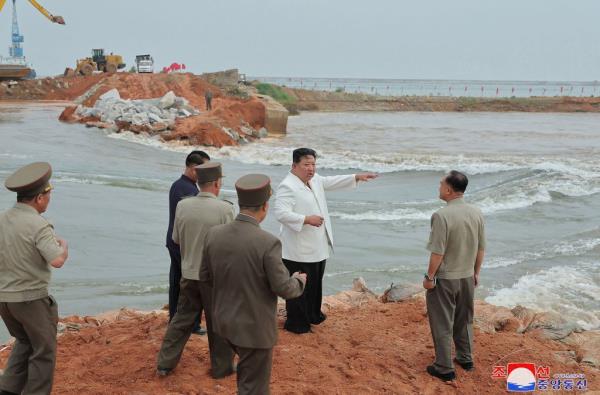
[0,0,65,24]
[0,0,64,63]
[0,0,63,80]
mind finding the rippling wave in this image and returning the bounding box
[486,262,600,330]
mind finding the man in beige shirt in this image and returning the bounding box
[0,162,69,395]
[157,162,236,379]
[423,170,485,382]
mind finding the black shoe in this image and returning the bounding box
[156,367,173,377]
[426,365,456,381]
[283,324,311,334]
[192,326,207,336]
[454,358,474,371]
[0,391,19,395]
[312,312,327,325]
[213,364,237,379]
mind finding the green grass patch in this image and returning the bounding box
[256,83,295,105]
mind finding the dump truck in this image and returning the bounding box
[75,49,126,76]
[135,54,154,73]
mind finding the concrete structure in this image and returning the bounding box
[255,94,288,135]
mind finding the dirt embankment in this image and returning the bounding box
[1,73,267,148]
[1,283,597,394]
[283,87,600,113]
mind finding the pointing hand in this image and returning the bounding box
[355,173,378,182]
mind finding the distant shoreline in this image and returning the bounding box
[3,74,600,114]
[280,86,600,113]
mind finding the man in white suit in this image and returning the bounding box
[274,148,377,334]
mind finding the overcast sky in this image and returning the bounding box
[0,0,598,81]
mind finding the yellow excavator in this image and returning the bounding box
[0,0,65,24]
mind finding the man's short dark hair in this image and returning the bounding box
[186,150,210,167]
[293,148,317,163]
[444,170,468,193]
[239,204,263,212]
[16,195,36,203]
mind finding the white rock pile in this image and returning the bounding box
[74,89,200,132]
[221,123,268,144]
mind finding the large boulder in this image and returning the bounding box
[381,282,423,303]
[321,278,379,312]
[258,127,269,138]
[159,91,177,109]
[520,309,584,340]
[474,302,522,333]
[97,88,121,102]
[561,330,600,368]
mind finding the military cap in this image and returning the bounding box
[235,174,271,207]
[5,162,53,198]
[195,162,223,184]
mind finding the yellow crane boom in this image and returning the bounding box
[27,0,65,24]
[0,0,65,24]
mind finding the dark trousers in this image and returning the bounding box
[283,259,326,334]
[0,296,58,395]
[230,344,273,395]
[157,279,234,378]
[426,277,475,374]
[199,282,235,378]
[168,246,202,331]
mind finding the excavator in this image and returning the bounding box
[0,0,65,24]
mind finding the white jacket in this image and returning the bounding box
[274,172,356,262]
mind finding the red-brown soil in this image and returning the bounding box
[0,73,266,148]
[1,297,596,394]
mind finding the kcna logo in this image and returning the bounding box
[505,363,537,392]
[492,363,588,392]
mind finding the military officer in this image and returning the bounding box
[0,162,69,395]
[200,174,307,395]
[157,162,236,379]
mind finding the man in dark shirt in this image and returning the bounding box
[166,150,210,334]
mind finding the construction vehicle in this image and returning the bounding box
[135,54,154,73]
[0,0,65,24]
[75,49,126,76]
[0,0,64,80]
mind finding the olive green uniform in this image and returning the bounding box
[201,174,306,395]
[157,191,235,378]
[426,197,485,374]
[0,203,63,395]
